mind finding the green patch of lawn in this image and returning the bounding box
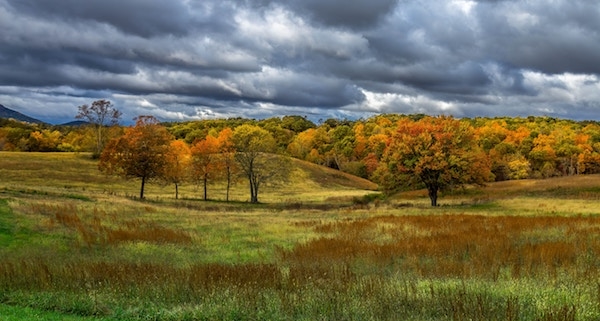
[0,199,15,247]
[0,304,106,321]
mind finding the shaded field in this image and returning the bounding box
[1,152,600,320]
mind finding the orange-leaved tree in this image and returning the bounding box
[164,140,191,199]
[376,116,492,206]
[99,115,173,199]
[190,134,221,200]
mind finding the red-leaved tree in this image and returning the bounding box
[99,115,173,199]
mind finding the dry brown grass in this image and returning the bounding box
[278,214,600,280]
[26,202,192,247]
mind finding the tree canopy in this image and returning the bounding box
[4,112,600,203]
[232,124,290,203]
[376,116,493,206]
[76,99,122,157]
[99,116,172,199]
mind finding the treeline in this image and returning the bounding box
[0,118,123,152]
[2,114,600,183]
[167,114,600,182]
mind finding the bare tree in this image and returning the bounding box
[76,99,122,157]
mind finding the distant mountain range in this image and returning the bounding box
[0,104,89,126]
[59,120,90,126]
[0,104,46,124]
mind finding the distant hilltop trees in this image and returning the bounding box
[2,108,600,185]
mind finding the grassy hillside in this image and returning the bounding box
[1,152,600,320]
[0,152,376,203]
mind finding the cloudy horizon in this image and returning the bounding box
[1,0,599,124]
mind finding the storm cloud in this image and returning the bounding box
[0,0,599,124]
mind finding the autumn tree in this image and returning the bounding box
[529,133,558,178]
[190,135,221,200]
[99,115,173,199]
[164,140,191,199]
[287,128,316,160]
[232,124,290,203]
[377,116,492,206]
[27,129,62,151]
[217,128,238,202]
[76,99,122,157]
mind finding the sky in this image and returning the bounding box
[1,0,600,124]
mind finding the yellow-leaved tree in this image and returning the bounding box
[232,124,290,203]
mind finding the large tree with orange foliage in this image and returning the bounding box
[99,115,173,199]
[377,116,492,206]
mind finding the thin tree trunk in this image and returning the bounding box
[96,125,101,155]
[249,174,257,203]
[253,181,260,203]
[175,183,179,200]
[226,173,231,202]
[140,176,146,199]
[203,175,208,200]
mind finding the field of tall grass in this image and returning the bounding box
[1,152,600,320]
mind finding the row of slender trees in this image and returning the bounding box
[99,115,289,203]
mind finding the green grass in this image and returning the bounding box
[0,199,14,247]
[0,304,109,321]
[2,152,600,320]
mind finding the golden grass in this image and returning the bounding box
[279,214,600,280]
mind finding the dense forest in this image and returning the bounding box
[2,113,600,185]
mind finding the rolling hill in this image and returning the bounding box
[0,104,45,124]
[0,152,378,203]
[291,157,378,191]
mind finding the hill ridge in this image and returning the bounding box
[291,157,378,191]
[0,104,46,124]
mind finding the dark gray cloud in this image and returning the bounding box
[6,0,195,37]
[287,0,398,29]
[475,1,600,74]
[0,0,599,124]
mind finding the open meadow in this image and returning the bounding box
[1,152,600,320]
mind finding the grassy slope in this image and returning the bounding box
[290,157,377,191]
[0,152,377,202]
